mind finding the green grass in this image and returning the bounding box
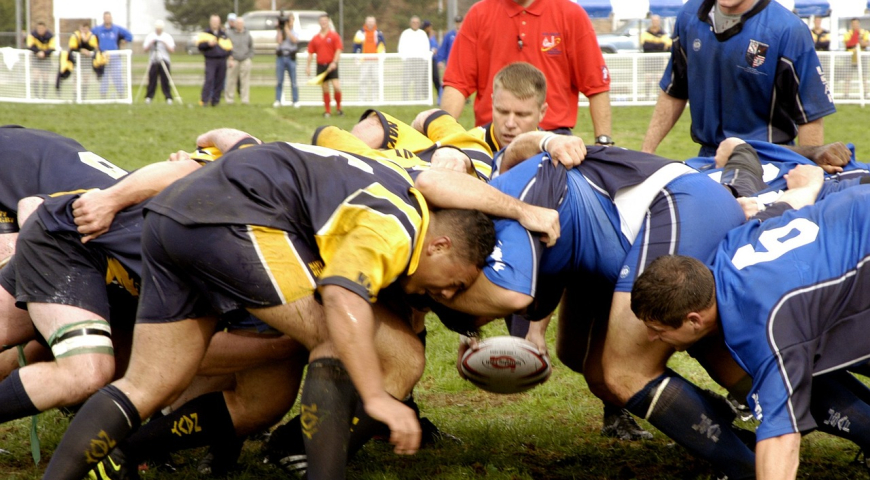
[1,88,870,479]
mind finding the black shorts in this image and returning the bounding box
[316,62,339,81]
[2,217,136,325]
[136,212,322,324]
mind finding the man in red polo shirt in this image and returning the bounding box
[306,13,344,117]
[442,0,613,146]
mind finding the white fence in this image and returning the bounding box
[0,48,132,104]
[585,51,870,107]
[3,49,869,108]
[279,53,434,107]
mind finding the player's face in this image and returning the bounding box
[103,13,113,26]
[319,16,330,30]
[403,251,480,301]
[643,320,701,351]
[210,16,221,30]
[491,88,546,147]
[716,0,756,15]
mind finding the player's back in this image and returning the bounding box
[147,141,424,236]
[714,185,870,373]
[0,126,126,214]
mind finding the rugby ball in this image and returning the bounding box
[460,336,551,394]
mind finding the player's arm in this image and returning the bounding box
[329,47,341,71]
[441,86,467,119]
[641,91,687,154]
[784,141,848,173]
[756,433,800,480]
[499,131,586,173]
[796,118,824,148]
[414,168,560,246]
[196,128,261,153]
[441,272,532,318]
[588,91,613,140]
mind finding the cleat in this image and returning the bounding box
[263,421,307,478]
[272,100,281,108]
[88,449,138,480]
[601,408,654,441]
[336,109,344,116]
[322,112,331,118]
[419,417,462,446]
[197,437,242,476]
[726,393,753,422]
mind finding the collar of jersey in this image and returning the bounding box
[698,0,770,42]
[405,188,429,276]
[503,0,546,18]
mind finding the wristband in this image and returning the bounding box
[538,133,557,154]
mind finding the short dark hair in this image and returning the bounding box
[631,255,715,329]
[432,209,495,268]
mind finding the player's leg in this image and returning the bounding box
[319,64,332,115]
[145,62,158,101]
[810,370,870,450]
[332,76,343,115]
[0,341,51,382]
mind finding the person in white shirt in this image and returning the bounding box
[143,19,176,104]
[397,16,431,101]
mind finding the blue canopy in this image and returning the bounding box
[648,0,684,17]
[794,0,830,16]
[574,0,614,18]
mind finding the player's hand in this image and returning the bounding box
[784,164,824,191]
[363,395,422,455]
[518,205,560,247]
[546,135,586,169]
[525,328,549,359]
[168,150,192,162]
[208,39,217,47]
[736,197,761,221]
[37,51,45,59]
[328,61,337,72]
[72,189,119,243]
[431,147,472,174]
[809,142,850,174]
[456,334,480,379]
[412,109,442,133]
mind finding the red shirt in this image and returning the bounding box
[307,30,343,64]
[443,0,610,130]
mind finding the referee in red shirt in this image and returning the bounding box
[306,14,344,117]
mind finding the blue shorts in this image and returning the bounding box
[615,172,745,292]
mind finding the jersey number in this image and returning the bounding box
[731,218,819,270]
[78,152,127,179]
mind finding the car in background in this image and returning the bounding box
[242,10,333,55]
[596,17,674,53]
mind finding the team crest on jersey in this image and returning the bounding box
[745,39,769,68]
[541,33,563,55]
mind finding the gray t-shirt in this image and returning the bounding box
[228,28,254,61]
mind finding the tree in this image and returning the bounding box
[165,0,254,31]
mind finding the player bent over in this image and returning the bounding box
[632,174,870,479]
[43,134,559,480]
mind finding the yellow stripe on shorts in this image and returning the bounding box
[248,225,316,304]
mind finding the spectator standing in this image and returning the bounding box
[306,14,343,117]
[442,0,612,142]
[436,15,463,99]
[397,16,431,102]
[275,14,300,108]
[353,16,386,103]
[844,18,869,65]
[197,14,233,107]
[143,20,175,104]
[226,12,237,31]
[422,20,441,103]
[641,15,671,52]
[92,11,132,98]
[642,0,836,156]
[811,16,830,51]
[26,21,55,99]
[226,17,253,105]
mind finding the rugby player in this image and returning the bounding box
[43,130,560,480]
[417,143,761,479]
[632,177,870,480]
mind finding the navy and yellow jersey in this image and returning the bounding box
[312,125,435,176]
[146,141,430,303]
[69,31,99,54]
[357,109,492,181]
[468,122,502,157]
[27,29,55,55]
[0,126,126,233]
[198,29,233,59]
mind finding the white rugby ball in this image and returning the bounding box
[460,336,551,394]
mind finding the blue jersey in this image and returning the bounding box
[687,140,870,202]
[711,186,870,441]
[663,0,835,154]
[484,147,721,296]
[436,30,457,64]
[91,23,132,50]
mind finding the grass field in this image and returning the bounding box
[1,90,870,479]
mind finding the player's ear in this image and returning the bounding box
[427,235,453,255]
[686,311,705,332]
[539,101,548,118]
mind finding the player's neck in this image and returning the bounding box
[513,0,536,8]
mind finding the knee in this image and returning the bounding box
[555,341,584,373]
[382,340,424,399]
[65,359,115,403]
